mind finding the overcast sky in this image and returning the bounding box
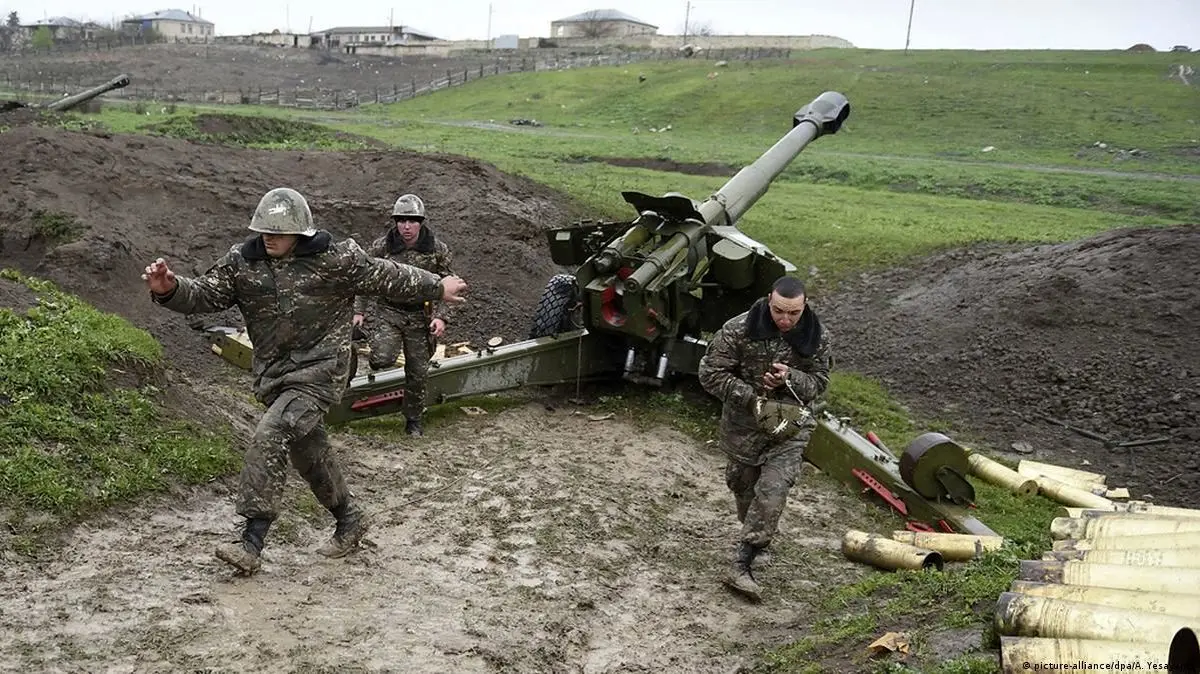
[4,0,1197,51]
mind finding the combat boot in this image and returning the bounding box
[405,417,423,437]
[724,541,763,602]
[317,502,369,558]
[215,517,271,575]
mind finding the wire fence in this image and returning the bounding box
[0,46,792,111]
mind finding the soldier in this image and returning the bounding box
[352,193,454,437]
[697,275,832,602]
[142,187,468,575]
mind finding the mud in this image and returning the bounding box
[820,224,1200,508]
[0,122,581,376]
[565,155,739,177]
[0,400,877,673]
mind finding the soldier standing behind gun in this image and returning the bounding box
[698,275,832,602]
[353,193,455,437]
[143,187,468,575]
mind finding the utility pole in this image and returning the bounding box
[904,0,915,54]
[486,3,492,49]
[683,0,691,43]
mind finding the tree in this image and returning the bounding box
[575,11,617,38]
[0,11,17,51]
[31,25,53,49]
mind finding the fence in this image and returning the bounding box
[0,47,793,111]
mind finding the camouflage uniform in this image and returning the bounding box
[353,225,454,422]
[151,188,446,574]
[698,295,832,597]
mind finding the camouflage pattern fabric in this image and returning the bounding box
[698,296,833,547]
[238,388,348,520]
[354,225,454,419]
[725,441,807,546]
[153,231,444,409]
[366,320,432,419]
[353,225,455,323]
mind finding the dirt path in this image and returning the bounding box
[0,398,874,673]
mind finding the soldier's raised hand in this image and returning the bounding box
[142,257,177,296]
[441,275,468,304]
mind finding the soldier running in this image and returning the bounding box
[142,187,468,575]
[697,275,832,601]
[353,193,455,437]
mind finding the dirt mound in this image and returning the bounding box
[144,113,390,149]
[0,123,580,378]
[822,224,1200,507]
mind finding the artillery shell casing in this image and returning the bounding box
[999,636,1191,674]
[1035,476,1115,509]
[890,530,1004,562]
[1123,502,1200,519]
[1009,580,1200,620]
[994,591,1191,642]
[1018,463,1107,493]
[1054,531,1200,552]
[1042,547,1200,569]
[1003,633,1180,671]
[841,530,944,571]
[1019,560,1200,595]
[1052,515,1200,540]
[1017,459,1107,485]
[966,454,1038,497]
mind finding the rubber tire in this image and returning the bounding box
[529,274,578,339]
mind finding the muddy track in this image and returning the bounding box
[0,394,883,673]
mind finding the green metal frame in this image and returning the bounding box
[805,417,999,536]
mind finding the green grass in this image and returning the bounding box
[23,47,1197,669]
[0,270,237,542]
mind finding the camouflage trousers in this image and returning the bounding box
[367,319,433,421]
[237,389,351,521]
[724,438,807,547]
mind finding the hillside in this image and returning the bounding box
[1,47,1198,673]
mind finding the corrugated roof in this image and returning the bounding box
[124,9,214,25]
[552,9,656,27]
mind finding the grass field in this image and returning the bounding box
[5,47,1198,671]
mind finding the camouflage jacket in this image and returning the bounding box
[353,225,455,327]
[698,296,833,464]
[152,231,444,409]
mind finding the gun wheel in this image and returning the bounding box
[529,274,578,339]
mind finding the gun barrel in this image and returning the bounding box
[42,74,131,112]
[699,91,850,227]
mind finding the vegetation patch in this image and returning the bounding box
[30,209,84,244]
[143,112,385,150]
[0,270,237,544]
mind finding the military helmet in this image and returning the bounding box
[249,187,317,236]
[391,194,426,222]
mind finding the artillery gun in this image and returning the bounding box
[1,74,131,114]
[202,90,996,536]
